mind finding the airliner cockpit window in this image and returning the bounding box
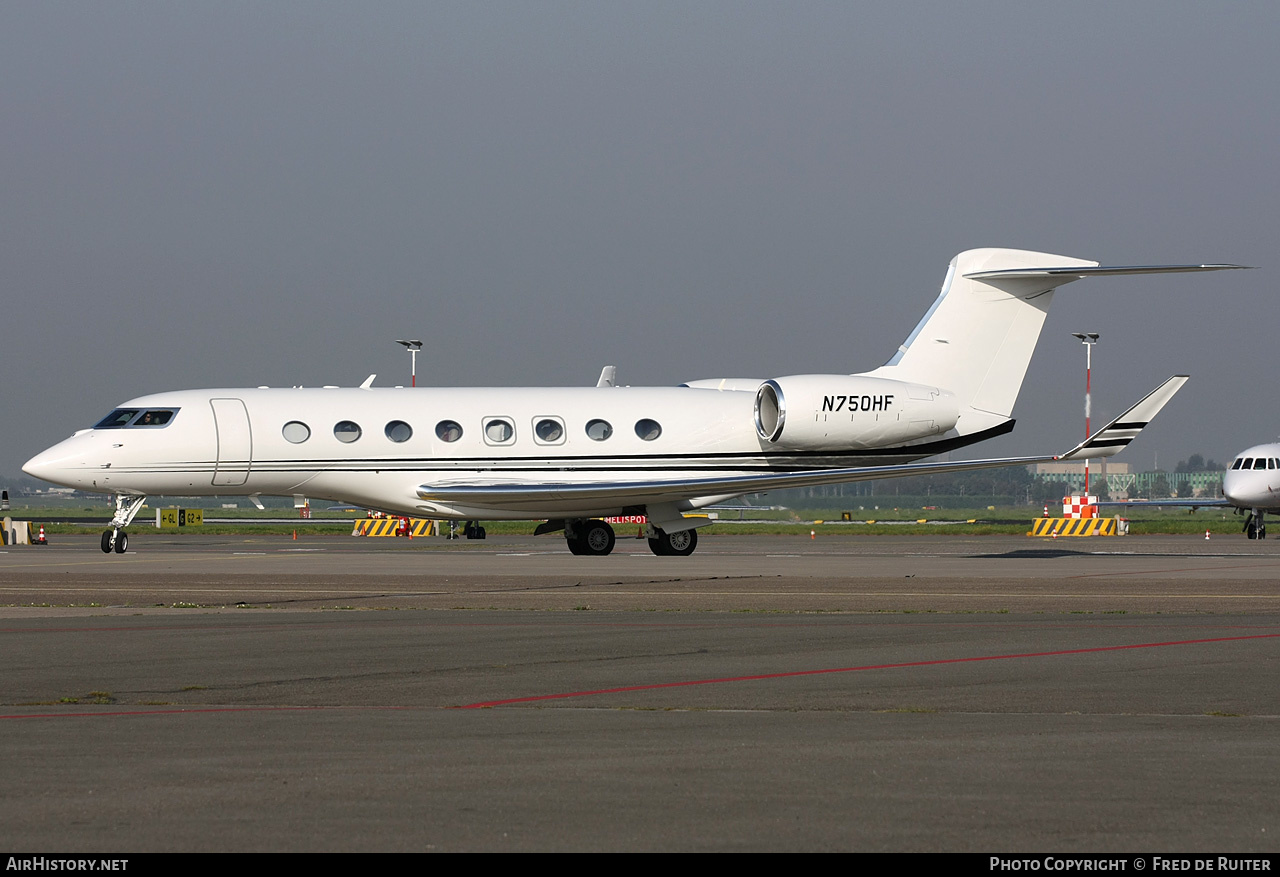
[1232,459,1245,470]
[1254,458,1268,470]
[95,409,140,429]
[134,410,175,427]
[94,408,179,429]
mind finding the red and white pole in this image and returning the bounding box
[1084,339,1091,495]
[1073,333,1099,497]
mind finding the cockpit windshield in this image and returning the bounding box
[94,409,139,429]
[93,408,179,429]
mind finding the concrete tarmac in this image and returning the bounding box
[1,532,1277,851]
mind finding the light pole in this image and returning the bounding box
[1071,332,1099,495]
[395,339,423,387]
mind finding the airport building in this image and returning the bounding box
[1028,462,1222,499]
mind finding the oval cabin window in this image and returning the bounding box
[385,421,413,443]
[334,421,362,443]
[635,419,662,441]
[535,418,564,443]
[484,418,515,444]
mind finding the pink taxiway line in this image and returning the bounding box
[456,633,1280,708]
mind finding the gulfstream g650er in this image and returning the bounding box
[24,248,1242,556]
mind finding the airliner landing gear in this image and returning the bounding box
[101,495,146,554]
[648,526,698,557]
[1245,510,1266,540]
[565,519,615,556]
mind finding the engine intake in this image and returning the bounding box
[753,375,958,451]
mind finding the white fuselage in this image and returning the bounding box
[22,381,961,519]
[1222,443,1280,513]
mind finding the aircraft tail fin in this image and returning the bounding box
[867,249,1242,434]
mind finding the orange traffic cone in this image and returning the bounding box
[292,530,297,540]
[810,529,816,539]
[1205,529,1211,540]
[35,526,47,545]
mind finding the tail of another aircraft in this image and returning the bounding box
[867,248,1242,436]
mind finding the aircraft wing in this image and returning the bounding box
[417,376,1188,511]
[1094,498,1233,510]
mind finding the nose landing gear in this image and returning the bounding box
[100,530,128,554]
[100,495,146,554]
[1244,510,1267,540]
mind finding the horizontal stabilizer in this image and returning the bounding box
[965,264,1250,281]
[1058,375,1189,461]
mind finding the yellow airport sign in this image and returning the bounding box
[157,508,204,528]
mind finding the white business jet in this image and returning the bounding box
[1104,443,1280,539]
[23,248,1243,556]
[1224,445,1280,538]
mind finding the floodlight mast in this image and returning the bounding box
[395,339,424,387]
[1071,332,1100,494]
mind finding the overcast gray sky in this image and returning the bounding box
[3,1,1275,481]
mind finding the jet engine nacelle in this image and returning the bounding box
[754,375,959,451]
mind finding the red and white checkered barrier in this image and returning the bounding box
[1062,495,1099,519]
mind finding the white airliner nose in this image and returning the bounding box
[1224,476,1272,508]
[22,447,58,480]
[22,435,95,489]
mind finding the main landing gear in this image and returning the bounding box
[558,518,700,556]
[565,519,616,556]
[1244,510,1267,540]
[648,526,698,557]
[101,494,146,554]
[446,521,487,539]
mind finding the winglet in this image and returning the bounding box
[1058,375,1189,460]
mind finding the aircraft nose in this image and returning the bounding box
[22,436,96,488]
[1223,471,1267,507]
[22,447,57,480]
